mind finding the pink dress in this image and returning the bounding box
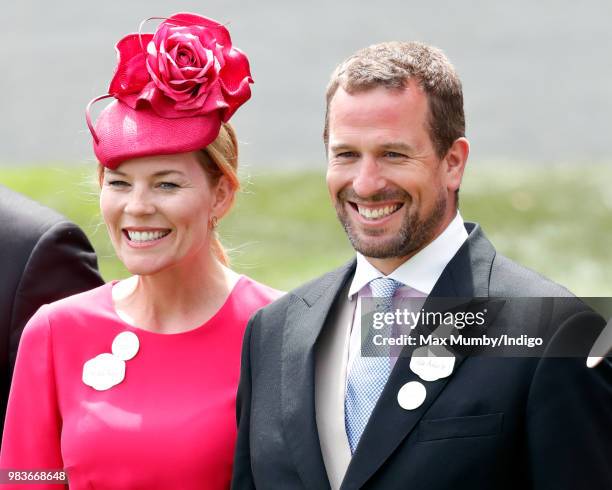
[0,276,281,489]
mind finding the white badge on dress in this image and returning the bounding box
[111,331,140,361]
[82,331,140,391]
[82,353,126,391]
[410,346,455,382]
[397,381,427,410]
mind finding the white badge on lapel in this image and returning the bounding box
[397,381,427,410]
[82,331,140,391]
[410,346,455,382]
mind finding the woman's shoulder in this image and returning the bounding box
[27,282,114,332]
[16,283,114,355]
[224,275,284,320]
[235,275,284,305]
[46,281,112,312]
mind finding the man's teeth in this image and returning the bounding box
[357,204,401,220]
[127,230,169,242]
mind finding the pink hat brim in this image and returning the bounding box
[93,100,221,169]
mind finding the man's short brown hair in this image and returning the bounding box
[323,41,465,159]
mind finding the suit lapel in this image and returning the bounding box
[281,260,356,490]
[341,223,500,490]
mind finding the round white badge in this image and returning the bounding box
[82,353,126,391]
[111,331,140,361]
[397,381,427,410]
[410,346,455,382]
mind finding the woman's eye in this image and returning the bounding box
[157,182,179,190]
[107,180,130,187]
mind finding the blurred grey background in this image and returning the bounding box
[1,0,611,168]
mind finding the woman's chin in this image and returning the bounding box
[122,261,169,277]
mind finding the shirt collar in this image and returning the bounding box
[347,211,468,298]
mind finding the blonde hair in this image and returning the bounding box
[97,122,240,266]
[195,123,240,266]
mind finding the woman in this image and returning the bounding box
[0,13,280,489]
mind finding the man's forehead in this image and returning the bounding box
[328,83,429,140]
[332,80,424,105]
[330,84,425,118]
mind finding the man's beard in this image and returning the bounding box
[334,187,448,259]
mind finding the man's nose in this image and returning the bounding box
[124,185,156,216]
[352,156,386,198]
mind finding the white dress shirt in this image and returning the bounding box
[315,212,468,490]
[347,211,469,374]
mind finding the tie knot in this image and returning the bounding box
[369,277,402,299]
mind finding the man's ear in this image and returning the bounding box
[443,137,470,194]
[211,175,236,220]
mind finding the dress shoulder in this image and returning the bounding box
[221,276,284,326]
[23,282,115,339]
[238,276,284,302]
[43,281,111,310]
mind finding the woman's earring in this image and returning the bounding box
[210,216,218,230]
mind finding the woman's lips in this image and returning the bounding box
[122,228,172,248]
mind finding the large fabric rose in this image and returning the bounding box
[108,13,252,121]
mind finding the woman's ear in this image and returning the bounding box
[211,175,236,220]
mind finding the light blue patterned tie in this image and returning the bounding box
[345,277,402,453]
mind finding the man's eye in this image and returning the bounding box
[157,182,179,190]
[337,151,358,158]
[384,151,406,158]
[107,180,130,187]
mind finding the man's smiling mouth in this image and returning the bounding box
[348,202,404,221]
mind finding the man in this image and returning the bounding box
[232,42,611,489]
[0,185,104,437]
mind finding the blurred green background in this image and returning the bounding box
[1,164,611,296]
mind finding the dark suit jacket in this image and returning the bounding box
[0,185,104,437]
[232,222,612,489]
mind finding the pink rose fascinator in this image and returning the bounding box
[86,13,253,169]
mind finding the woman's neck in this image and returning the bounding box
[112,252,241,334]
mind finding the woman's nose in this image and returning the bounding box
[123,186,156,216]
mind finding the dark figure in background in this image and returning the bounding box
[0,185,104,438]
